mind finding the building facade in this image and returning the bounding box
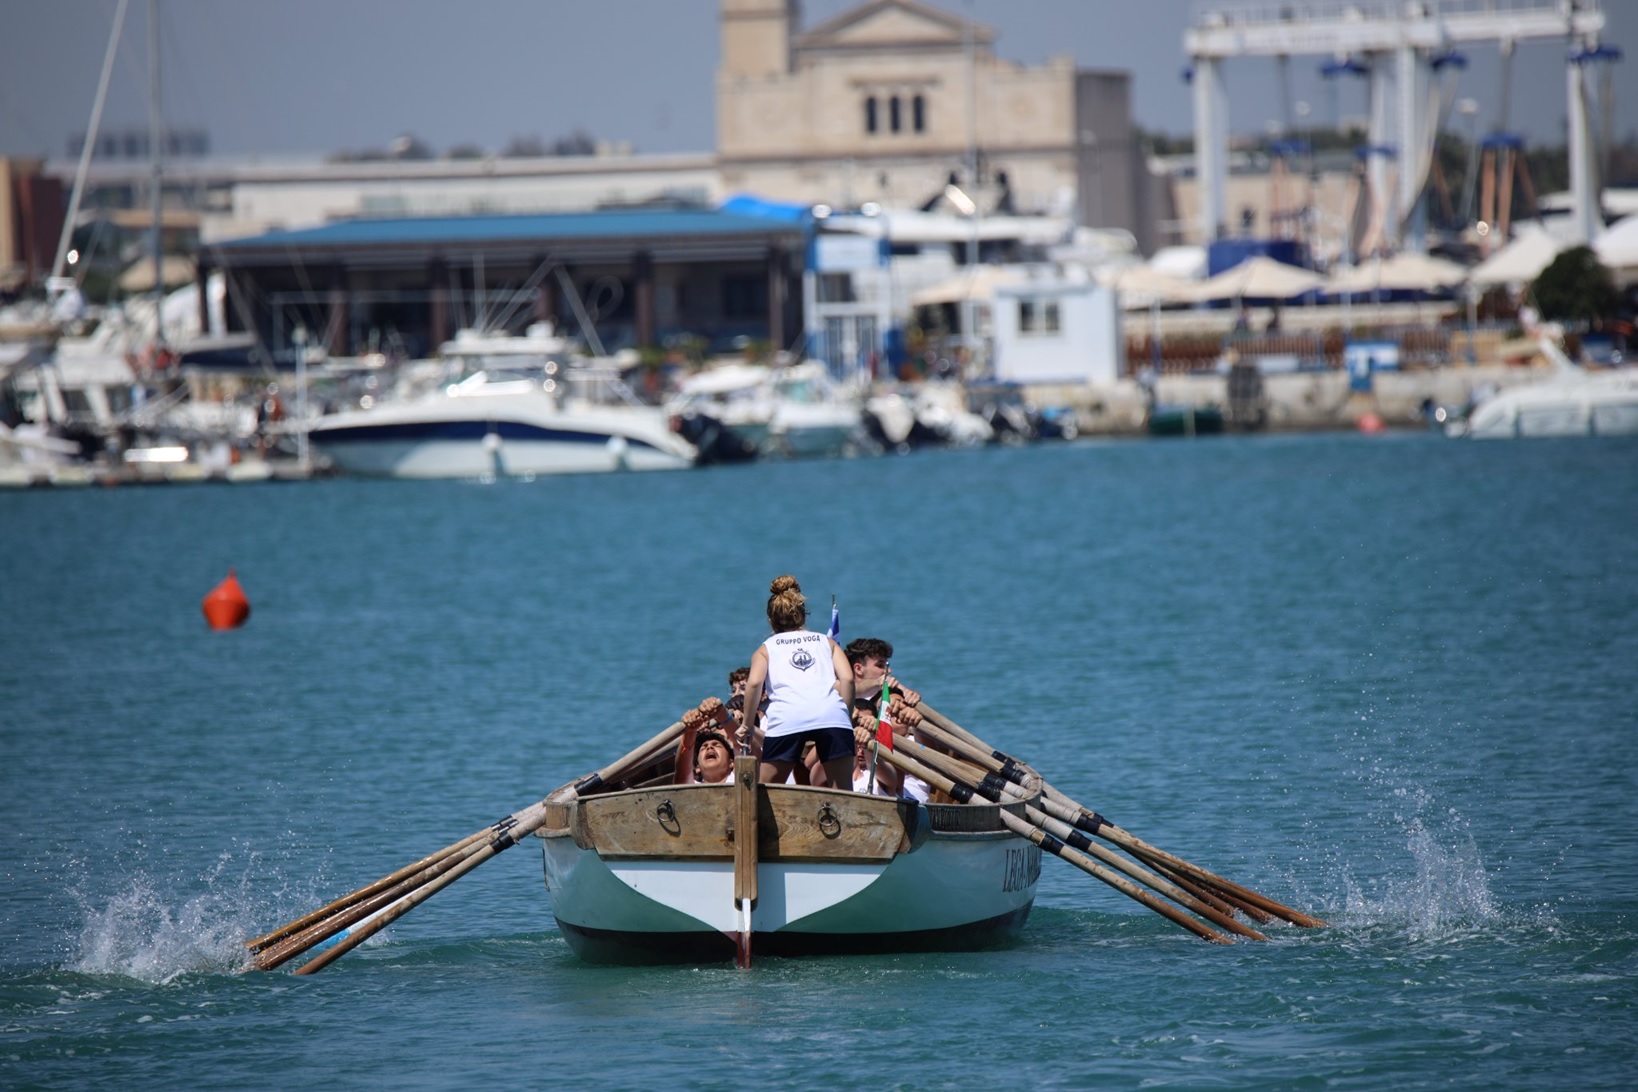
[717,0,1152,249]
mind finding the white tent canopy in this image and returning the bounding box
[1098,263,1198,309]
[1593,214,1638,284]
[1328,251,1467,294]
[1188,256,1324,303]
[1468,224,1572,288]
[909,265,1027,307]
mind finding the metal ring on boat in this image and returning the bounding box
[655,799,680,834]
[817,803,842,839]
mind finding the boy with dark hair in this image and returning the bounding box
[841,637,926,798]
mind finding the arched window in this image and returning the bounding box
[865,96,878,134]
[912,94,926,133]
[889,95,902,133]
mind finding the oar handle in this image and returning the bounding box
[891,734,1029,804]
[573,718,688,794]
[871,740,975,804]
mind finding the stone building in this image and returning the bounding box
[716,0,1157,251]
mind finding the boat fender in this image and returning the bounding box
[201,568,251,630]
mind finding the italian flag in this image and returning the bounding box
[875,682,893,750]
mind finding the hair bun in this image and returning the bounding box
[769,574,801,595]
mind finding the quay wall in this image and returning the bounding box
[1023,363,1550,435]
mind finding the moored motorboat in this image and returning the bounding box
[309,325,697,478]
[1447,335,1638,439]
[666,360,864,460]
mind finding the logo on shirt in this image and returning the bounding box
[790,648,816,671]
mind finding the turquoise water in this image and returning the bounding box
[3,433,1636,1088]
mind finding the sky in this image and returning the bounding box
[1,0,1634,164]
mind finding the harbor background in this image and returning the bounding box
[3,432,1635,1087]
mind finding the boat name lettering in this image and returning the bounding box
[1002,845,1042,892]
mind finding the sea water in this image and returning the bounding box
[2,432,1635,1088]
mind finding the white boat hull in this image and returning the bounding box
[310,387,696,478]
[1460,346,1638,440]
[539,787,1038,963]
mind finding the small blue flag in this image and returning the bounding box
[827,598,840,642]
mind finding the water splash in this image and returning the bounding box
[1342,810,1496,938]
[66,853,270,984]
[1328,779,1517,943]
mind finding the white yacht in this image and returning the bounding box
[666,360,864,460]
[1452,337,1638,439]
[308,324,697,478]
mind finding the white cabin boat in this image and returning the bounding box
[667,361,864,460]
[309,325,697,478]
[1454,337,1638,439]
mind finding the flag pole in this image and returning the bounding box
[867,665,890,795]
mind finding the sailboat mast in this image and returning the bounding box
[50,0,129,290]
[148,0,165,347]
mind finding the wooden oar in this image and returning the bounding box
[732,754,758,969]
[293,820,533,975]
[248,717,691,973]
[918,702,1326,929]
[1132,856,1251,920]
[245,826,493,955]
[891,735,1263,940]
[869,741,1233,945]
[890,735,1032,803]
[1022,803,1266,941]
[1036,787,1324,928]
[252,833,505,970]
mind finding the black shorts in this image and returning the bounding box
[761,727,853,765]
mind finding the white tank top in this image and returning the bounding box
[760,629,849,739]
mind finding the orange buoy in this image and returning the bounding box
[1357,412,1386,434]
[202,568,251,630]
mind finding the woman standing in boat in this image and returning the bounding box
[742,575,855,787]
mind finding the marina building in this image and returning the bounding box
[716,0,1156,250]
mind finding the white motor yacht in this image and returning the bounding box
[666,360,863,460]
[308,325,697,478]
[1452,337,1638,439]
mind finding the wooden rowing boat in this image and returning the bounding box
[535,748,1042,964]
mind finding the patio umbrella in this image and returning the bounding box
[1327,251,1468,294]
[1468,226,1570,289]
[1187,256,1324,303]
[909,265,1027,307]
[1100,263,1198,309]
[1593,214,1638,285]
